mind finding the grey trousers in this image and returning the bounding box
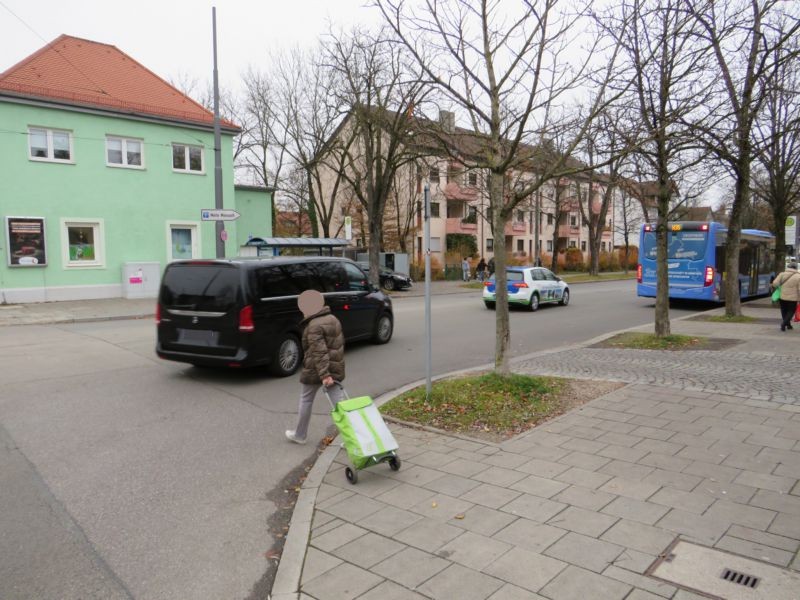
[293,383,346,440]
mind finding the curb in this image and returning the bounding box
[0,313,153,328]
[268,300,721,597]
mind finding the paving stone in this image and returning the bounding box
[372,546,450,589]
[409,450,459,470]
[394,517,464,553]
[493,518,567,554]
[552,485,616,511]
[311,522,369,552]
[437,456,491,478]
[715,534,795,567]
[461,482,523,509]
[695,478,757,503]
[514,457,571,478]
[374,482,437,510]
[384,465,444,486]
[733,470,796,493]
[642,468,702,492]
[301,546,343,583]
[638,452,692,472]
[670,432,715,449]
[649,488,715,514]
[409,493,475,522]
[516,444,571,461]
[510,474,569,498]
[667,421,710,436]
[601,519,676,555]
[356,580,429,600]
[656,509,732,545]
[544,531,625,573]
[705,498,777,529]
[635,439,685,456]
[610,548,658,574]
[480,451,530,469]
[628,416,672,429]
[559,450,611,471]
[596,444,651,464]
[446,437,491,452]
[548,505,619,537]
[559,437,606,455]
[302,561,384,600]
[539,565,631,600]
[722,453,778,473]
[472,466,528,487]
[500,493,567,523]
[675,445,728,465]
[417,563,504,600]
[359,504,423,537]
[625,590,670,600]
[435,530,512,570]
[593,419,639,435]
[317,482,350,504]
[336,531,405,568]
[424,473,482,497]
[311,510,339,535]
[630,425,675,441]
[324,494,385,523]
[600,496,670,526]
[600,477,660,501]
[673,590,714,600]
[487,583,548,600]
[597,432,645,448]
[602,564,677,598]
[600,460,655,481]
[682,460,741,483]
[452,504,518,537]
[483,547,567,593]
[727,524,799,552]
[554,466,614,490]
[747,432,797,450]
[317,487,355,510]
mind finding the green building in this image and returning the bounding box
[0,35,272,303]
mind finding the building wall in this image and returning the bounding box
[0,101,237,303]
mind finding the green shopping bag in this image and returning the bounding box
[331,396,399,470]
[772,286,781,302]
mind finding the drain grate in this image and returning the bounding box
[722,568,760,589]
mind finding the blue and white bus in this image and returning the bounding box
[637,221,775,302]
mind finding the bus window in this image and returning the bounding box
[668,231,707,260]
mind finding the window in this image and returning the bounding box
[106,136,143,168]
[167,222,199,260]
[62,219,104,267]
[547,240,553,252]
[486,238,494,251]
[532,269,545,281]
[581,241,587,252]
[547,214,554,226]
[601,241,607,252]
[172,143,204,173]
[517,239,524,252]
[544,269,558,281]
[429,165,439,181]
[430,202,440,218]
[468,172,478,186]
[570,215,577,227]
[29,127,72,162]
[516,210,525,222]
[430,237,442,252]
[343,262,370,291]
[569,240,577,248]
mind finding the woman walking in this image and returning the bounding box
[772,261,800,332]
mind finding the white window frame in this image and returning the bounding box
[61,218,105,268]
[28,127,74,163]
[106,135,145,169]
[166,221,201,261]
[171,143,205,174]
[547,240,553,252]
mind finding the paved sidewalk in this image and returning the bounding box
[274,302,800,600]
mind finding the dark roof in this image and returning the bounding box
[245,237,350,248]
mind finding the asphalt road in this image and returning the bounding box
[0,280,699,600]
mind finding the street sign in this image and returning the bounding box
[201,209,240,221]
[344,216,352,240]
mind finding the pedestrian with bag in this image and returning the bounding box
[771,261,800,332]
[476,257,487,281]
[286,289,346,444]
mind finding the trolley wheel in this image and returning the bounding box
[389,457,401,471]
[345,467,358,484]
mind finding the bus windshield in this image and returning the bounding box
[642,230,708,261]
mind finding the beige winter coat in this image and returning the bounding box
[772,269,800,302]
[300,306,345,385]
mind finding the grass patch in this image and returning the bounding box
[604,332,707,350]
[381,373,566,438]
[459,282,486,289]
[560,272,637,283]
[703,315,757,323]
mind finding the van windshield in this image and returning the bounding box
[160,264,239,312]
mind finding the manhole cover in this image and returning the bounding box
[648,539,800,599]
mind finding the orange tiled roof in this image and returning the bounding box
[0,34,238,130]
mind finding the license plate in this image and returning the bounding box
[176,329,219,346]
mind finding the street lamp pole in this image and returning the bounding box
[212,7,225,259]
[424,182,432,400]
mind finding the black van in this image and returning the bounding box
[155,257,393,376]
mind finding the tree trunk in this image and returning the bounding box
[773,204,787,274]
[490,172,510,375]
[654,216,671,336]
[368,208,382,287]
[724,161,750,317]
[305,170,319,238]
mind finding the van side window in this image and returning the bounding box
[258,265,299,298]
[316,261,348,292]
[289,262,324,292]
[343,262,370,292]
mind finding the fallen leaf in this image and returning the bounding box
[454,514,465,520]
[431,501,438,508]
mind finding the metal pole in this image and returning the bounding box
[212,7,225,259]
[424,182,432,400]
[534,190,540,266]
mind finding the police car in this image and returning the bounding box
[483,266,570,311]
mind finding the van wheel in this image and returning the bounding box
[372,313,393,344]
[271,334,302,377]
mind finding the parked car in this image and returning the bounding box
[156,257,393,376]
[482,266,570,311]
[357,262,413,291]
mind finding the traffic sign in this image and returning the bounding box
[201,209,240,221]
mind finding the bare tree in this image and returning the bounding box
[685,0,800,316]
[752,30,800,270]
[378,0,624,373]
[323,26,429,285]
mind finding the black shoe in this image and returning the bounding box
[781,324,786,331]
[788,324,794,330]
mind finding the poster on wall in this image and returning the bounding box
[6,217,47,267]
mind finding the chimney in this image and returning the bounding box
[439,110,455,133]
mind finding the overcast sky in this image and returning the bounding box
[0,0,379,91]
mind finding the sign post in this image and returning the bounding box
[424,182,432,401]
[344,216,352,241]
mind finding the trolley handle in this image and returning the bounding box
[323,381,349,409]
